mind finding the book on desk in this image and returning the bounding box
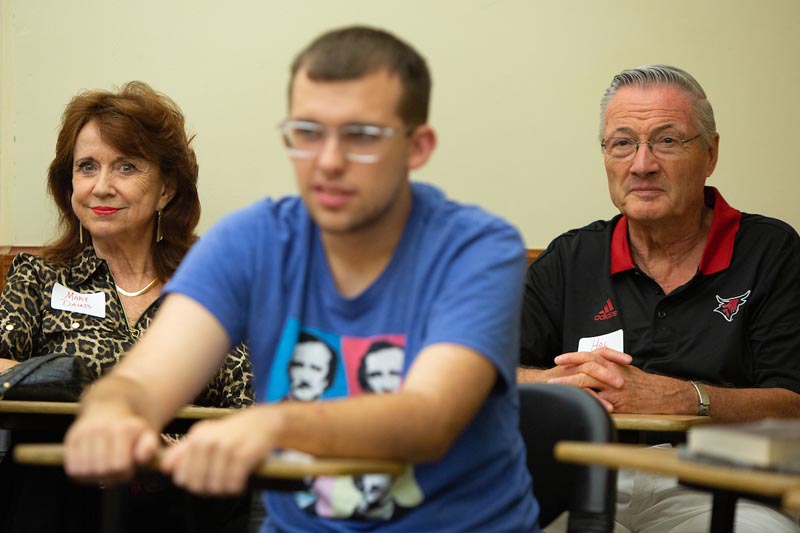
[685,418,800,473]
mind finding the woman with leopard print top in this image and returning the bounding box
[0,82,254,532]
[0,82,253,408]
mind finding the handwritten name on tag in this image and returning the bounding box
[578,329,623,353]
[51,283,106,318]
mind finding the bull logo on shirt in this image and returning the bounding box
[713,290,750,322]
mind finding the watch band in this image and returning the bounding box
[690,380,710,416]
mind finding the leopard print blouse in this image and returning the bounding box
[0,248,253,409]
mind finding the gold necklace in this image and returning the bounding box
[115,277,158,298]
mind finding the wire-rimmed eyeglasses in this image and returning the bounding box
[601,133,702,159]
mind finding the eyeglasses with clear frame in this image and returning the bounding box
[278,120,400,164]
[601,133,702,160]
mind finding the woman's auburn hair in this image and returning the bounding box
[44,81,200,280]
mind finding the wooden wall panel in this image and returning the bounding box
[0,246,43,292]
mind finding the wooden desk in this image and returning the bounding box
[14,443,405,479]
[0,400,231,433]
[611,413,712,432]
[784,488,800,512]
[0,400,228,419]
[555,441,800,532]
[15,443,406,533]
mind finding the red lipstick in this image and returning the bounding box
[91,207,120,215]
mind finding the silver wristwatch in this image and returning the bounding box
[689,380,710,416]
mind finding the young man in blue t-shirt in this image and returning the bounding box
[65,26,539,532]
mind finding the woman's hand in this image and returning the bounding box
[0,358,19,372]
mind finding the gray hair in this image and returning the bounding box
[599,65,716,146]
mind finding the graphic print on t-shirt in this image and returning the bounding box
[267,320,423,520]
[342,335,406,395]
[266,320,348,402]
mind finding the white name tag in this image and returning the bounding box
[50,283,106,318]
[578,329,623,353]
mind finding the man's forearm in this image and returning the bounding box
[517,366,551,383]
[80,374,165,430]
[704,385,800,422]
[261,391,466,463]
[610,374,800,421]
[268,344,492,462]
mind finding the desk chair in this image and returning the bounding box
[519,383,617,533]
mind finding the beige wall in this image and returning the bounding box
[1,0,798,248]
[0,1,13,243]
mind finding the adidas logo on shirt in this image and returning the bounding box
[594,298,618,321]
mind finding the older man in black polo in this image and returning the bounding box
[519,65,800,532]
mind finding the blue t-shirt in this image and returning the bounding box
[166,182,540,532]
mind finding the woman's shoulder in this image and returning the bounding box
[7,248,102,288]
[2,254,59,308]
[8,252,61,279]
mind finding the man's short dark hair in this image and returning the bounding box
[289,25,431,127]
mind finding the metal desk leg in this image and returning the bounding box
[709,491,737,533]
[101,485,127,533]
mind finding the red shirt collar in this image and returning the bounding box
[610,186,741,275]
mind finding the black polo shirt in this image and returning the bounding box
[520,187,800,394]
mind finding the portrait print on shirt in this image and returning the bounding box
[354,473,395,519]
[267,321,423,520]
[266,322,348,402]
[287,331,339,401]
[357,340,405,393]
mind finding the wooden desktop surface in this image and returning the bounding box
[0,400,228,419]
[0,400,235,434]
[784,488,800,511]
[14,443,406,479]
[611,413,712,432]
[555,442,800,500]
[0,401,713,431]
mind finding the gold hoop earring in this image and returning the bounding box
[79,222,84,244]
[156,209,163,243]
